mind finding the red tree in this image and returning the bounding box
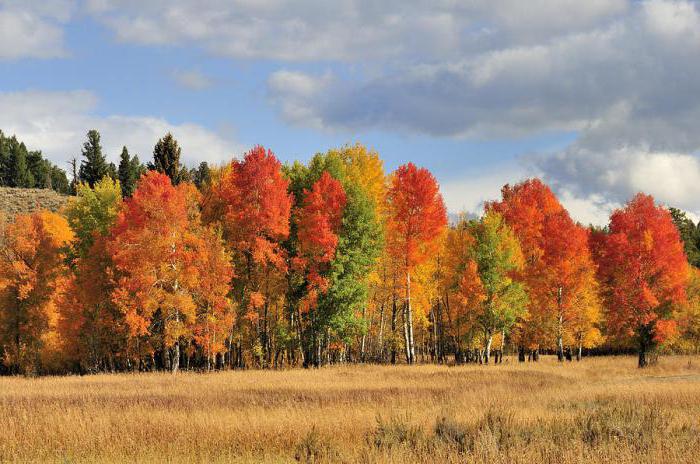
[294,171,347,310]
[592,193,688,367]
[387,163,447,364]
[203,145,292,367]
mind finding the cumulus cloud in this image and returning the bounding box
[262,0,700,222]
[4,0,700,224]
[84,0,629,62]
[0,90,242,167]
[0,0,74,59]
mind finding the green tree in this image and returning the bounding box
[669,207,700,267]
[7,140,34,188]
[78,130,109,187]
[463,211,528,363]
[192,161,211,189]
[117,146,145,197]
[50,165,70,194]
[284,151,383,365]
[66,177,123,258]
[150,133,183,184]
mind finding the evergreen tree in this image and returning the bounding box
[50,165,70,194]
[149,133,183,184]
[670,207,700,267]
[27,151,50,189]
[0,130,9,185]
[8,141,34,188]
[78,130,109,187]
[192,161,211,189]
[117,146,144,197]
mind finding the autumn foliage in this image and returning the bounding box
[592,193,688,366]
[0,142,696,374]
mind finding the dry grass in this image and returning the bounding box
[1,356,700,463]
[0,187,69,216]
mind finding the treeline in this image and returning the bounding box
[0,130,699,376]
[0,131,70,193]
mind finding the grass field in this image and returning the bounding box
[1,356,699,463]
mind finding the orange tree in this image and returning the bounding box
[592,193,688,367]
[108,171,233,372]
[0,211,73,374]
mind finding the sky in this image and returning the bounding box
[1,0,700,224]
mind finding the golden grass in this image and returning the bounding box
[1,356,700,463]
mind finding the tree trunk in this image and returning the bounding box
[171,341,180,373]
[403,302,411,364]
[406,271,415,364]
[518,346,525,363]
[577,342,582,361]
[360,306,367,362]
[484,331,493,364]
[378,302,385,362]
[556,287,564,362]
[391,294,397,365]
[638,340,647,368]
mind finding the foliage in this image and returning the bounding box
[0,211,73,374]
[78,130,111,187]
[593,194,688,365]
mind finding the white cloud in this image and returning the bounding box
[0,1,74,59]
[0,90,242,167]
[440,164,530,217]
[85,0,629,62]
[172,69,213,90]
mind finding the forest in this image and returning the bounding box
[1,129,699,376]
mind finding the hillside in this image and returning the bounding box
[0,187,71,216]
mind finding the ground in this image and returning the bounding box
[1,356,699,463]
[0,187,69,216]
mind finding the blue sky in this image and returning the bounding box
[2,0,700,223]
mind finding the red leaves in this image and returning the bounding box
[210,145,292,269]
[594,193,688,344]
[295,171,347,309]
[387,162,447,270]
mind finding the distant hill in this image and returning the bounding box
[0,187,71,217]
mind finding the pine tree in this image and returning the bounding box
[117,147,145,197]
[78,130,109,187]
[8,140,34,188]
[150,133,183,184]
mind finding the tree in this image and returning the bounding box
[487,179,599,361]
[293,171,347,366]
[0,211,73,374]
[674,266,700,353]
[669,207,700,267]
[78,130,110,187]
[192,162,211,189]
[203,146,292,367]
[592,193,688,367]
[107,171,233,373]
[386,163,447,364]
[150,133,184,184]
[117,146,144,197]
[66,177,123,258]
[7,141,34,188]
[462,211,528,363]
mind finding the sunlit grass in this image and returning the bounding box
[1,356,699,463]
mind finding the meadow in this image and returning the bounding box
[1,356,700,463]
